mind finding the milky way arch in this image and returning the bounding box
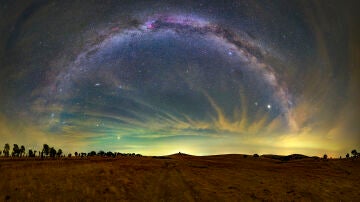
[43,14,297,137]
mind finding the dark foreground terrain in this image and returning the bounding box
[0,154,359,201]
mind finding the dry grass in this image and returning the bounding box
[0,154,359,201]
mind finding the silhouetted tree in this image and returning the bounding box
[0,151,1,156]
[323,154,328,160]
[57,149,62,157]
[12,144,20,157]
[28,149,34,157]
[3,143,10,157]
[253,154,259,158]
[49,147,56,158]
[351,149,358,158]
[20,145,25,157]
[74,152,78,157]
[89,151,96,156]
[346,153,350,158]
[42,144,50,157]
[106,151,114,157]
[68,153,72,157]
[98,150,105,156]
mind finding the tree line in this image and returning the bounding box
[1,143,141,158]
[1,143,62,158]
[1,143,358,159]
[322,149,359,159]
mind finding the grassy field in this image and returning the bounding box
[0,154,359,201]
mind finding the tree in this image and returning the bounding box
[42,144,50,157]
[12,144,20,157]
[323,154,328,160]
[20,145,25,157]
[88,151,96,156]
[74,152,78,157]
[28,149,34,157]
[49,147,56,158]
[57,149,62,157]
[3,144,10,157]
[0,151,1,156]
[346,153,350,158]
[106,151,114,157]
[253,154,259,158]
[351,149,358,158]
[98,150,105,156]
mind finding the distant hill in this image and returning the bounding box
[261,154,316,161]
[168,152,193,158]
[152,153,320,161]
[151,152,194,159]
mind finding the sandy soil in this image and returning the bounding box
[0,154,359,201]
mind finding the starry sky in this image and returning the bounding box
[0,1,359,156]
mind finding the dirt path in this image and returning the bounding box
[142,160,198,201]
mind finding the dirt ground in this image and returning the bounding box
[0,154,359,201]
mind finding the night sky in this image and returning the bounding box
[0,1,359,156]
